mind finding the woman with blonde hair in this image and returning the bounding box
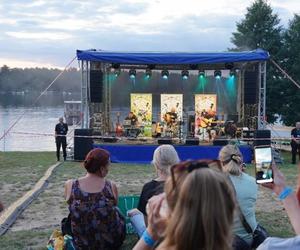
[134,160,235,250]
[137,144,180,217]
[219,144,259,249]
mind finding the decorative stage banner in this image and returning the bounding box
[161,94,183,122]
[195,94,217,140]
[160,94,183,138]
[130,94,152,137]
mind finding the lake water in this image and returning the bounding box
[0,107,66,151]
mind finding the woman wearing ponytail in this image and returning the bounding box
[64,148,125,250]
[219,144,258,250]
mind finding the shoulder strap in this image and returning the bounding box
[227,176,253,234]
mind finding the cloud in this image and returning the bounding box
[6,31,73,41]
[0,0,299,68]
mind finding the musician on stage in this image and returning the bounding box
[291,122,300,164]
[125,111,138,126]
[165,107,178,125]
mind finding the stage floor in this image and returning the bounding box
[93,143,252,164]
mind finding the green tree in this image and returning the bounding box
[231,0,284,124]
[279,14,300,125]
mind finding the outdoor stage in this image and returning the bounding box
[93,143,252,164]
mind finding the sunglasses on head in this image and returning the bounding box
[170,160,221,189]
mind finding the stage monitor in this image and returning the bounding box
[185,138,199,145]
[158,138,172,145]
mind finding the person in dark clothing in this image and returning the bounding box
[291,122,300,164]
[55,117,68,161]
[137,145,179,217]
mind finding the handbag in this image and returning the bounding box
[252,224,268,248]
[61,213,73,236]
[239,206,268,248]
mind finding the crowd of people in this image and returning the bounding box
[56,143,300,250]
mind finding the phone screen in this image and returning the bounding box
[254,147,273,183]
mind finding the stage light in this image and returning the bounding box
[181,70,189,80]
[129,69,136,79]
[114,68,121,77]
[199,71,205,78]
[145,69,152,79]
[161,70,169,79]
[214,70,222,79]
[190,64,198,70]
[112,63,120,69]
[225,62,234,70]
[229,70,235,77]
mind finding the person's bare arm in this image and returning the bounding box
[111,181,119,205]
[264,163,300,234]
[64,179,73,201]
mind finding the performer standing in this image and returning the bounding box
[291,122,300,164]
[55,117,68,161]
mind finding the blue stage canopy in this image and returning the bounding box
[76,49,269,64]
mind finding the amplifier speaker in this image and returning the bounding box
[213,136,228,146]
[185,138,199,145]
[244,67,258,105]
[158,138,172,145]
[74,129,93,161]
[102,137,118,143]
[90,70,103,103]
[254,130,271,146]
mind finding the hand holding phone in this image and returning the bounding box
[254,146,273,184]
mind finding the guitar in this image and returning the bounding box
[115,112,123,136]
[198,117,214,128]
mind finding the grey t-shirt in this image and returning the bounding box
[257,236,300,250]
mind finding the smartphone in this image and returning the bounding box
[254,146,273,183]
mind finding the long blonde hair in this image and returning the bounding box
[219,144,243,176]
[161,165,235,250]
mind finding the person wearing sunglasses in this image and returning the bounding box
[219,144,259,249]
[133,160,235,250]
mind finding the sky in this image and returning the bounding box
[0,0,299,69]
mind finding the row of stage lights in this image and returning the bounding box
[113,68,236,80]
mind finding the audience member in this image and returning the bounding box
[137,145,179,217]
[133,160,235,250]
[257,163,300,249]
[64,148,125,250]
[219,144,259,249]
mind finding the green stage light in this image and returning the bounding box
[161,70,169,79]
[214,70,222,79]
[145,69,152,79]
[199,71,205,78]
[229,70,235,77]
[181,70,189,80]
[114,68,120,77]
[129,69,136,79]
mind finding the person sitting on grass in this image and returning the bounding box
[219,144,259,249]
[257,162,300,249]
[137,144,179,219]
[133,160,235,250]
[64,148,125,250]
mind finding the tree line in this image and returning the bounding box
[0,66,81,92]
[231,0,300,126]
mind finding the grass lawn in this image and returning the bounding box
[0,151,299,249]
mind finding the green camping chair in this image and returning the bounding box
[118,195,140,234]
